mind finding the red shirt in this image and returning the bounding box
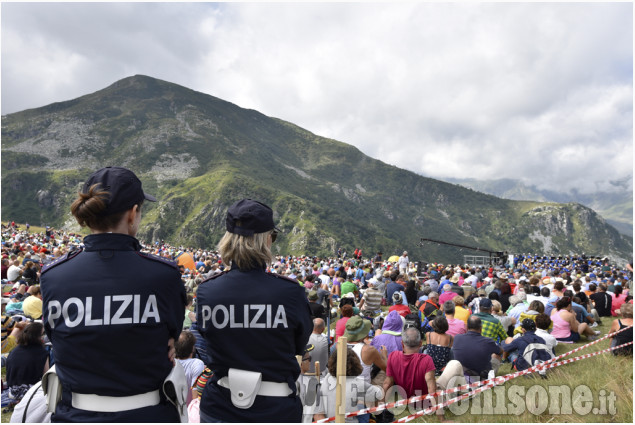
[386,351,435,398]
[389,303,412,317]
[335,317,350,342]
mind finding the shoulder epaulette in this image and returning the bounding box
[269,272,300,285]
[41,247,83,274]
[200,270,229,285]
[136,252,179,270]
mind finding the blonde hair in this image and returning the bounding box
[491,299,503,313]
[217,231,273,270]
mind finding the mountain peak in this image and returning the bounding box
[2,76,632,263]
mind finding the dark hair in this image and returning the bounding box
[175,330,196,359]
[529,277,540,286]
[589,283,597,292]
[432,316,449,334]
[554,281,565,291]
[341,304,354,318]
[563,289,574,298]
[535,313,551,330]
[17,322,44,346]
[70,184,134,231]
[528,300,544,313]
[488,292,500,301]
[443,300,456,315]
[556,297,572,311]
[328,348,362,377]
[540,287,551,298]
[501,283,512,295]
[614,285,623,295]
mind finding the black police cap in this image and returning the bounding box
[83,166,156,216]
[225,199,279,236]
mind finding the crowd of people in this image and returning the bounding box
[1,216,634,422]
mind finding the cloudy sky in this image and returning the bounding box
[2,2,632,194]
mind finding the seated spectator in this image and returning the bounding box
[5,322,49,408]
[358,279,382,317]
[609,303,633,356]
[473,298,507,344]
[308,319,329,376]
[534,313,558,351]
[442,300,466,336]
[425,316,454,376]
[183,294,196,329]
[514,301,546,335]
[340,278,359,298]
[452,316,502,380]
[491,300,516,337]
[419,291,441,321]
[21,261,39,285]
[453,296,471,324]
[175,330,205,405]
[468,289,488,314]
[551,297,599,342]
[536,287,551,309]
[308,290,326,321]
[438,284,458,304]
[383,328,465,422]
[506,295,528,321]
[371,310,404,357]
[344,316,387,384]
[335,305,354,342]
[313,347,383,423]
[502,319,550,371]
[388,292,412,317]
[404,280,419,306]
[611,285,627,317]
[590,283,613,317]
[499,283,513,312]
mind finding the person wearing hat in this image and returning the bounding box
[308,290,326,321]
[472,298,508,344]
[468,288,488,314]
[388,292,411,317]
[41,166,186,422]
[398,251,409,275]
[195,199,312,423]
[501,319,552,371]
[344,316,387,384]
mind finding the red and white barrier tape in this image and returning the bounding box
[314,325,632,423]
[394,340,633,423]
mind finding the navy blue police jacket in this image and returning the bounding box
[196,266,313,422]
[41,233,186,422]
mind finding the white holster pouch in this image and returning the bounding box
[162,362,189,423]
[42,365,62,414]
[217,368,292,410]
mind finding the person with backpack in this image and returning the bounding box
[501,319,553,371]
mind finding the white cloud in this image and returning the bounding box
[1,2,632,195]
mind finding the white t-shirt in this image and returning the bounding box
[177,357,205,388]
[535,328,558,352]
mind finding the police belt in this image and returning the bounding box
[71,390,161,412]
[216,368,293,409]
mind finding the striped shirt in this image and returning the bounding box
[362,288,383,311]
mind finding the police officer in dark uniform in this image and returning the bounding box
[41,166,186,422]
[196,199,312,422]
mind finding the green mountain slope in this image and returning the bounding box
[2,75,632,264]
[445,177,633,237]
